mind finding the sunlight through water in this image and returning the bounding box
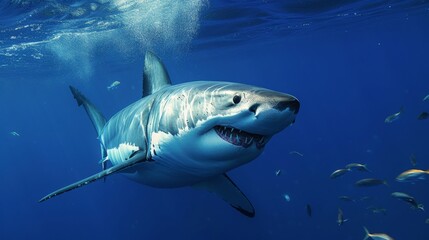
[0,0,207,76]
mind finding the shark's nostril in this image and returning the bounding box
[249,104,259,114]
[274,99,300,114]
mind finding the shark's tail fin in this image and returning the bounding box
[69,86,107,161]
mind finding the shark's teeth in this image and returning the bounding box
[214,126,266,149]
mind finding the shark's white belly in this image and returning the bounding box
[118,129,262,188]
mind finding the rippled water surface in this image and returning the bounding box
[1,0,428,72]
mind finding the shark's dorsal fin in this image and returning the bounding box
[194,174,255,217]
[39,151,147,202]
[142,51,171,97]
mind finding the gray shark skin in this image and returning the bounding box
[40,52,300,217]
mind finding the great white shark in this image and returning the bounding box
[40,52,300,217]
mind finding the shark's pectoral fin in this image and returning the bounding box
[39,151,147,203]
[69,86,107,162]
[194,174,255,218]
[69,86,106,137]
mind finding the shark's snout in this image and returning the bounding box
[249,91,300,117]
[248,98,299,115]
[240,92,299,137]
[273,98,300,114]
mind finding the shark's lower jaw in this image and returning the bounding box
[214,125,267,149]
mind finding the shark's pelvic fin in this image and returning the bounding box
[142,51,171,97]
[39,151,147,203]
[194,174,255,218]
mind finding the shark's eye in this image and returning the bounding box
[233,95,241,104]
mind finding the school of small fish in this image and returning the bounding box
[385,94,429,122]
[327,153,428,237]
[277,142,427,238]
[325,95,429,237]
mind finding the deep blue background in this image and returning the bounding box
[1,1,429,239]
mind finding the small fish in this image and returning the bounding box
[345,163,370,172]
[423,94,429,101]
[366,206,387,215]
[283,193,291,202]
[107,81,121,90]
[360,196,372,201]
[306,204,312,217]
[355,178,387,187]
[409,154,417,167]
[275,169,281,176]
[9,131,20,137]
[337,208,348,226]
[391,192,424,211]
[396,169,429,182]
[384,107,403,123]
[426,218,429,224]
[363,227,394,240]
[338,195,355,202]
[330,168,350,179]
[417,112,429,120]
[289,150,303,157]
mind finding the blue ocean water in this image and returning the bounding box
[1,0,429,239]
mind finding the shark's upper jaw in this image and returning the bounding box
[210,95,299,150]
[214,125,268,149]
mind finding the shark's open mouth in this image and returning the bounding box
[214,126,267,148]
